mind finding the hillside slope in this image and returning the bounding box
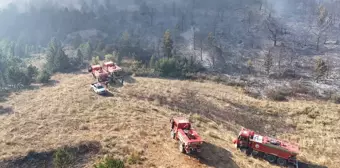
[0,72,338,168]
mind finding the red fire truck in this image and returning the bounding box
[170,117,203,154]
[88,65,109,82]
[233,128,299,167]
[102,61,122,74]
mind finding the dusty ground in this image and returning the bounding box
[0,72,338,168]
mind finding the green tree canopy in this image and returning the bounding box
[315,57,328,82]
[72,34,82,49]
[46,37,70,73]
[75,49,84,67]
[163,30,173,58]
[80,41,93,60]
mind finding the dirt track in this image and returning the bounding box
[0,72,337,168]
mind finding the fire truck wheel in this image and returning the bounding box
[287,164,296,168]
[277,158,287,166]
[266,154,277,163]
[179,143,185,153]
[257,151,264,158]
[234,143,239,149]
[171,130,175,139]
[240,147,247,154]
[251,150,259,157]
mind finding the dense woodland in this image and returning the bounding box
[0,0,339,99]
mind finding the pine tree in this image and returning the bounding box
[46,37,70,73]
[92,56,100,65]
[72,34,82,49]
[149,54,156,68]
[315,57,328,82]
[0,73,4,87]
[105,54,114,62]
[37,69,51,83]
[26,65,38,83]
[96,40,105,52]
[264,50,273,75]
[46,38,59,72]
[24,44,29,57]
[14,42,25,57]
[7,66,30,87]
[207,32,215,48]
[120,31,130,56]
[163,30,173,58]
[115,52,122,65]
[8,42,15,57]
[122,31,130,45]
[56,50,67,72]
[59,50,70,71]
[75,49,84,67]
[81,41,93,60]
[247,59,253,74]
[173,24,180,56]
[207,32,217,67]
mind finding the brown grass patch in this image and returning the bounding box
[206,131,221,139]
[0,141,101,168]
[127,150,143,165]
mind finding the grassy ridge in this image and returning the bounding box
[0,72,337,167]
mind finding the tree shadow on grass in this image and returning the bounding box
[0,80,61,104]
[71,70,90,75]
[216,97,296,135]
[194,142,239,168]
[42,80,60,87]
[0,91,10,102]
[106,75,135,89]
[124,75,136,84]
[0,85,41,103]
[0,141,101,168]
[108,81,124,89]
[0,106,13,115]
[129,88,295,136]
[298,161,328,168]
[102,91,114,97]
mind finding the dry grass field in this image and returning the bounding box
[0,72,338,168]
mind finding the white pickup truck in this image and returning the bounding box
[90,83,107,95]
